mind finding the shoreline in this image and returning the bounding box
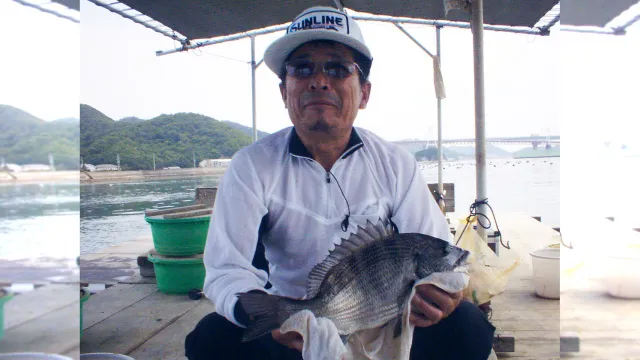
[0,168,229,185]
[0,170,79,186]
[79,167,227,184]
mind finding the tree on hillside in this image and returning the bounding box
[0,104,79,169]
[80,104,268,170]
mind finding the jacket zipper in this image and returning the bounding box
[326,172,331,217]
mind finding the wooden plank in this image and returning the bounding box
[560,334,580,353]
[117,273,158,285]
[490,309,559,321]
[493,335,515,352]
[496,357,556,359]
[4,284,77,330]
[561,319,640,331]
[559,331,640,340]
[80,290,200,354]
[145,203,207,217]
[495,341,559,358]
[0,301,80,354]
[163,208,212,219]
[566,341,640,358]
[491,294,559,310]
[129,299,216,360]
[195,187,217,206]
[494,319,559,332]
[82,284,158,329]
[493,329,559,358]
[427,183,455,212]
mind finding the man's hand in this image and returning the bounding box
[409,284,462,327]
[272,329,304,352]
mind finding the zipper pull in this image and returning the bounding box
[326,172,331,183]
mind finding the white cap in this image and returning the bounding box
[263,6,373,76]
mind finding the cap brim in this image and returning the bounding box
[264,30,372,75]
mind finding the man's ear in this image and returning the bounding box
[279,82,287,108]
[359,81,372,109]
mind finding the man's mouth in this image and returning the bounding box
[305,101,335,107]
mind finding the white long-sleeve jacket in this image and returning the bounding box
[202,126,450,327]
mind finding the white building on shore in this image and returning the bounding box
[95,164,119,171]
[20,164,52,172]
[199,159,232,168]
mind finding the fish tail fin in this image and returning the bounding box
[238,292,286,342]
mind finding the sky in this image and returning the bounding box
[0,0,638,143]
[0,0,79,121]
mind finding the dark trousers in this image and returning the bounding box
[184,300,496,360]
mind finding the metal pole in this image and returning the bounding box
[155,15,547,57]
[394,23,434,57]
[470,0,489,247]
[436,25,445,214]
[251,35,258,143]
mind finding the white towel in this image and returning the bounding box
[279,271,470,360]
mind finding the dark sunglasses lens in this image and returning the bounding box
[324,61,352,79]
[287,61,314,78]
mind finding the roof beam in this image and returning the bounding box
[86,0,188,44]
[333,0,344,12]
[11,0,79,23]
[155,12,548,57]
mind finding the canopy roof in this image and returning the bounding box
[51,0,79,11]
[12,0,79,22]
[561,0,638,27]
[113,0,559,42]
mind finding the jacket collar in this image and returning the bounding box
[289,127,364,160]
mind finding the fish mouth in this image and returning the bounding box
[453,250,471,271]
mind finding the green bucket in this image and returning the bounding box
[0,289,14,341]
[147,251,205,294]
[80,287,91,338]
[145,215,210,256]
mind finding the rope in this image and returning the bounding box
[433,191,445,204]
[328,171,351,232]
[455,198,510,250]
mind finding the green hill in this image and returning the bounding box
[222,120,270,140]
[414,147,461,161]
[0,104,79,170]
[80,104,271,170]
[447,143,512,159]
[513,145,560,158]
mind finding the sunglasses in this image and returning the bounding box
[283,59,362,80]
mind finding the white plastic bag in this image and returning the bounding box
[454,216,520,305]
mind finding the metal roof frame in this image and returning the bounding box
[102,0,560,40]
[11,0,79,23]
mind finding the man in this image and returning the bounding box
[185,6,495,360]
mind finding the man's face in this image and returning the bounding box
[279,42,371,138]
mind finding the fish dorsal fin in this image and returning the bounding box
[306,218,393,298]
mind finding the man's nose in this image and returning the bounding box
[309,69,330,91]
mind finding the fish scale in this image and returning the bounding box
[238,218,470,342]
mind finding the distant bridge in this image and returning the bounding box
[392,135,560,153]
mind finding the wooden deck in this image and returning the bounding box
[78,212,565,359]
[477,212,561,359]
[559,218,640,359]
[0,284,80,359]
